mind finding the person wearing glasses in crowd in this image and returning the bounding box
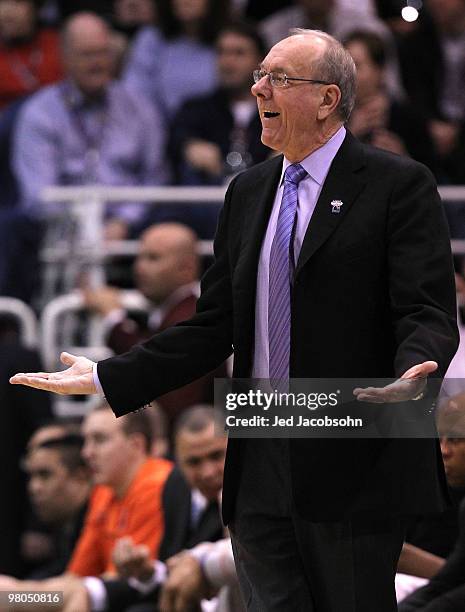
[11,29,458,611]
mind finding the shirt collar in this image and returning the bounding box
[148,282,200,329]
[62,78,109,110]
[280,125,346,186]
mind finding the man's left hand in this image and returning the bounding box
[353,361,438,403]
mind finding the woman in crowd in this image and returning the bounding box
[123,0,229,119]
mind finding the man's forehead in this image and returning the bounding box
[84,409,116,431]
[26,447,60,469]
[437,410,465,435]
[261,35,325,71]
[177,428,226,455]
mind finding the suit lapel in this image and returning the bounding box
[234,155,283,293]
[295,132,366,278]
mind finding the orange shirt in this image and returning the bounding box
[0,29,63,110]
[67,457,172,577]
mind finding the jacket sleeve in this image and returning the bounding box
[387,162,459,378]
[97,178,236,416]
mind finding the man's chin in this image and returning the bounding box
[260,132,281,152]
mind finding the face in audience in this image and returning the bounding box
[62,14,114,97]
[438,395,465,488]
[216,30,261,94]
[176,422,227,502]
[0,0,35,43]
[27,424,68,453]
[133,224,198,305]
[345,39,383,104]
[25,447,87,524]
[82,408,143,492]
[171,0,208,24]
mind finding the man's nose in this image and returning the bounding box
[251,75,271,99]
[440,438,451,457]
[200,461,217,481]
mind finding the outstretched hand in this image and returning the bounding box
[9,352,97,396]
[353,361,438,403]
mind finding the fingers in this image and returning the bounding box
[9,376,66,394]
[401,361,438,379]
[60,352,79,366]
[10,372,50,384]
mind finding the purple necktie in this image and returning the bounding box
[268,163,307,381]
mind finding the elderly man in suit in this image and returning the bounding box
[11,28,459,611]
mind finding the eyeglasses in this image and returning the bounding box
[253,69,331,88]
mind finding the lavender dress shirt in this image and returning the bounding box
[252,126,346,378]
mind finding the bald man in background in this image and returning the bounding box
[13,11,166,240]
[84,222,225,430]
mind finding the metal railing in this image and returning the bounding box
[0,297,38,348]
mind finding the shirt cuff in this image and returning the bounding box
[83,576,108,612]
[92,362,104,396]
[127,561,166,595]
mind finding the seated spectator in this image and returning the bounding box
[398,392,465,610]
[23,433,92,579]
[344,30,437,172]
[20,421,84,573]
[0,401,173,602]
[13,11,167,240]
[68,404,227,612]
[83,223,227,433]
[397,0,465,184]
[123,0,230,119]
[0,0,62,111]
[169,20,271,185]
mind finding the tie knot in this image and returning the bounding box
[284,163,307,186]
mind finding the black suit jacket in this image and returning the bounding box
[399,500,465,612]
[99,132,459,524]
[104,467,223,611]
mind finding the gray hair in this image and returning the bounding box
[290,28,357,122]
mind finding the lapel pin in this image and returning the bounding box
[331,199,343,214]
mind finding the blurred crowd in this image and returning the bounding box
[2,1,465,610]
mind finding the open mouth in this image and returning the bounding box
[263,111,280,118]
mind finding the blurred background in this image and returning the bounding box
[1,2,465,608]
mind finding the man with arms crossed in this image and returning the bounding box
[11,29,459,611]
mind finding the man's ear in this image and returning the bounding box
[317,84,342,120]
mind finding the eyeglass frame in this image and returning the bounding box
[252,68,332,88]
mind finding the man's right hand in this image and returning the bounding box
[9,352,97,395]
